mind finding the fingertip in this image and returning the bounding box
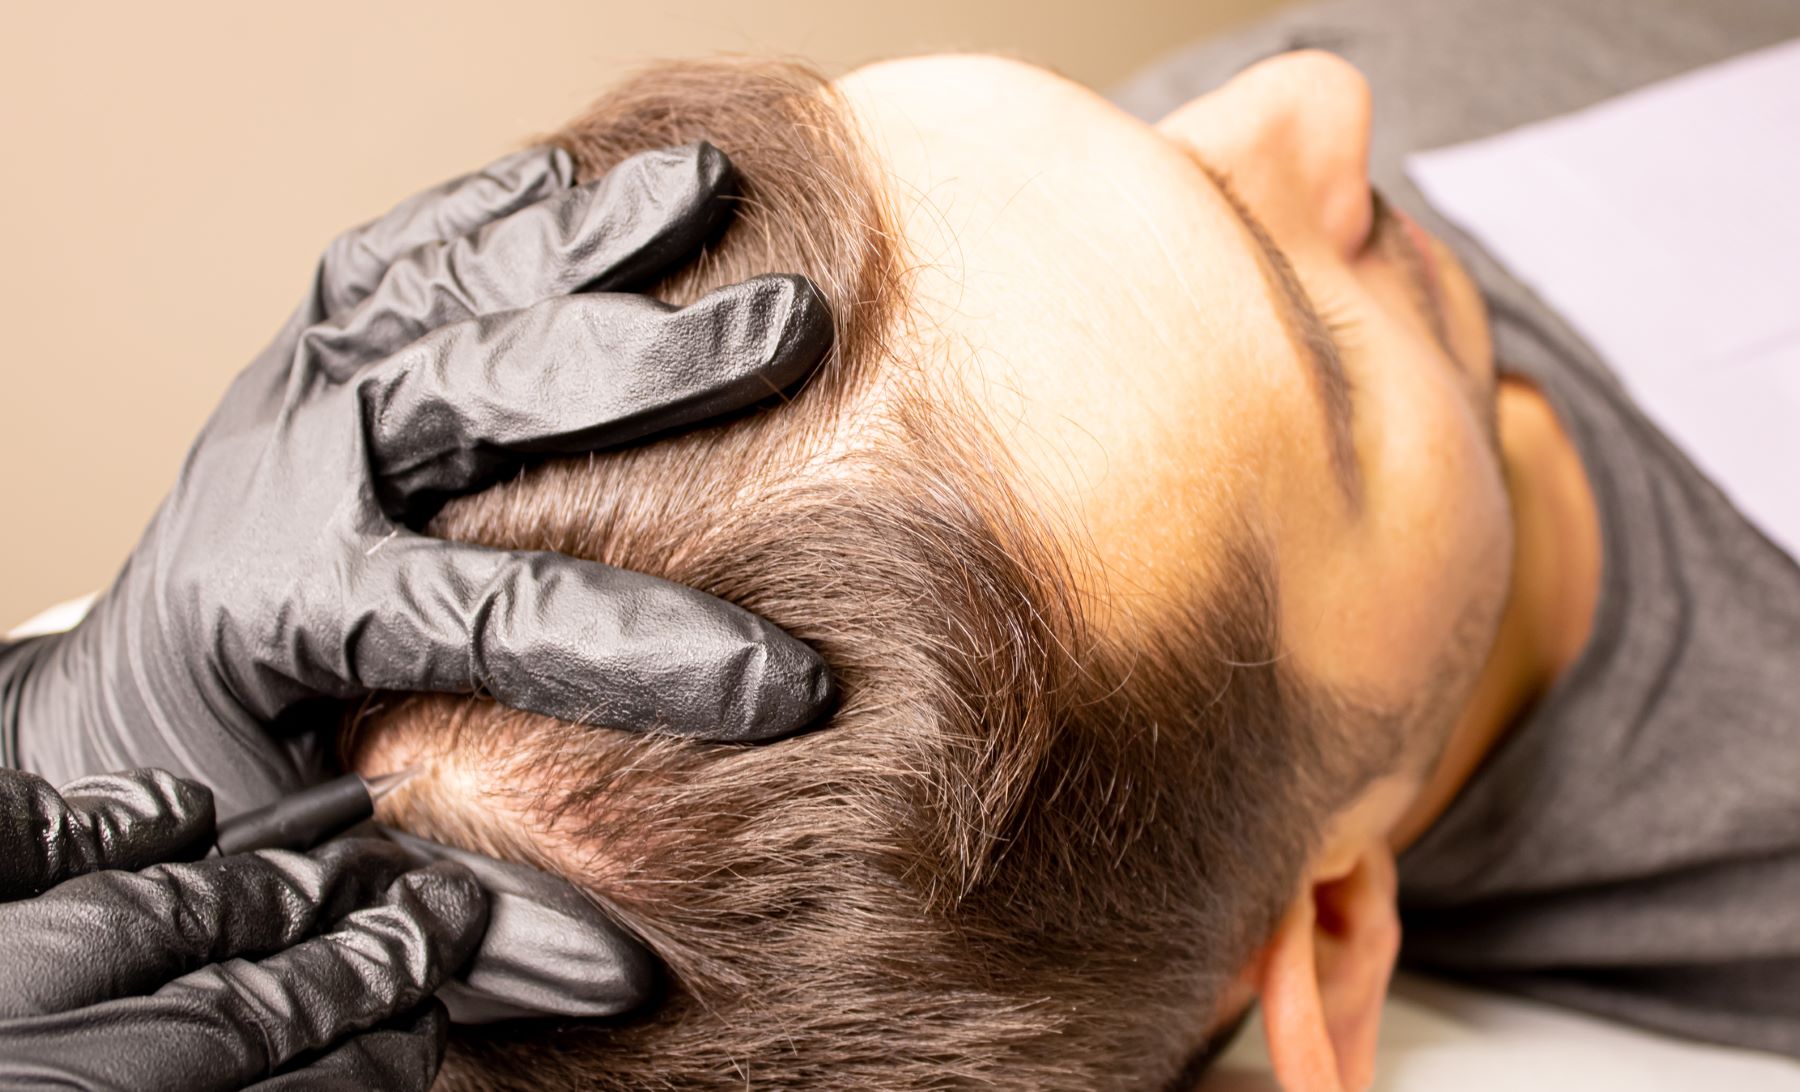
[763,274,835,385]
[607,926,663,1013]
[784,635,842,735]
[397,860,491,956]
[615,141,737,211]
[776,643,841,740]
[726,624,841,743]
[697,273,834,397]
[568,143,741,293]
[161,769,218,826]
[688,140,738,202]
[159,772,218,861]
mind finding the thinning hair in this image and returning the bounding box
[350,58,1395,1090]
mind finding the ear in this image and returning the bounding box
[1256,844,1400,1092]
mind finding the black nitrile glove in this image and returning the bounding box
[0,767,487,1091]
[0,140,835,818]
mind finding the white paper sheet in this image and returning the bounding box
[1406,38,1800,561]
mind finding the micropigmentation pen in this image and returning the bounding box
[212,766,419,856]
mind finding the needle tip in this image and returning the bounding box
[362,765,422,802]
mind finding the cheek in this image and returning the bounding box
[1292,354,1512,704]
[1367,361,1512,671]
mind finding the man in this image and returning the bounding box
[8,3,1798,1091]
[348,2,1798,1088]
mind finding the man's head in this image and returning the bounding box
[349,52,1512,1091]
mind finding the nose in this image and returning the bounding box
[1155,50,1376,259]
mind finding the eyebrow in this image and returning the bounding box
[1179,151,1363,508]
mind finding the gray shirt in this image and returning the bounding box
[1115,0,1800,1059]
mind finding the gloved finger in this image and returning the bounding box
[315,145,576,319]
[0,861,485,1092]
[381,828,656,1023]
[337,533,835,741]
[365,273,832,523]
[0,767,213,901]
[0,838,424,1018]
[306,142,737,380]
[247,1000,448,1092]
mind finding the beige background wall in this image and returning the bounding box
[0,0,1290,627]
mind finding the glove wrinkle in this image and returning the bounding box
[308,144,736,384]
[0,792,487,1092]
[0,836,430,1018]
[315,146,577,320]
[0,767,213,901]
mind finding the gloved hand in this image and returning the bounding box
[0,766,487,1091]
[0,140,835,816]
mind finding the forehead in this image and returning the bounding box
[834,55,1308,610]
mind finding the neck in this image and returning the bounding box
[1389,376,1602,852]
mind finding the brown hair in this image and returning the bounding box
[352,58,1385,1090]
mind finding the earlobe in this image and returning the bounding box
[1257,846,1401,1092]
[1313,847,1401,1091]
[1260,894,1345,1092]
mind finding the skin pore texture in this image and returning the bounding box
[356,51,1603,1092]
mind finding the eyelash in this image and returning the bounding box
[1322,190,1395,353]
[1315,294,1364,355]
[1205,158,1370,357]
